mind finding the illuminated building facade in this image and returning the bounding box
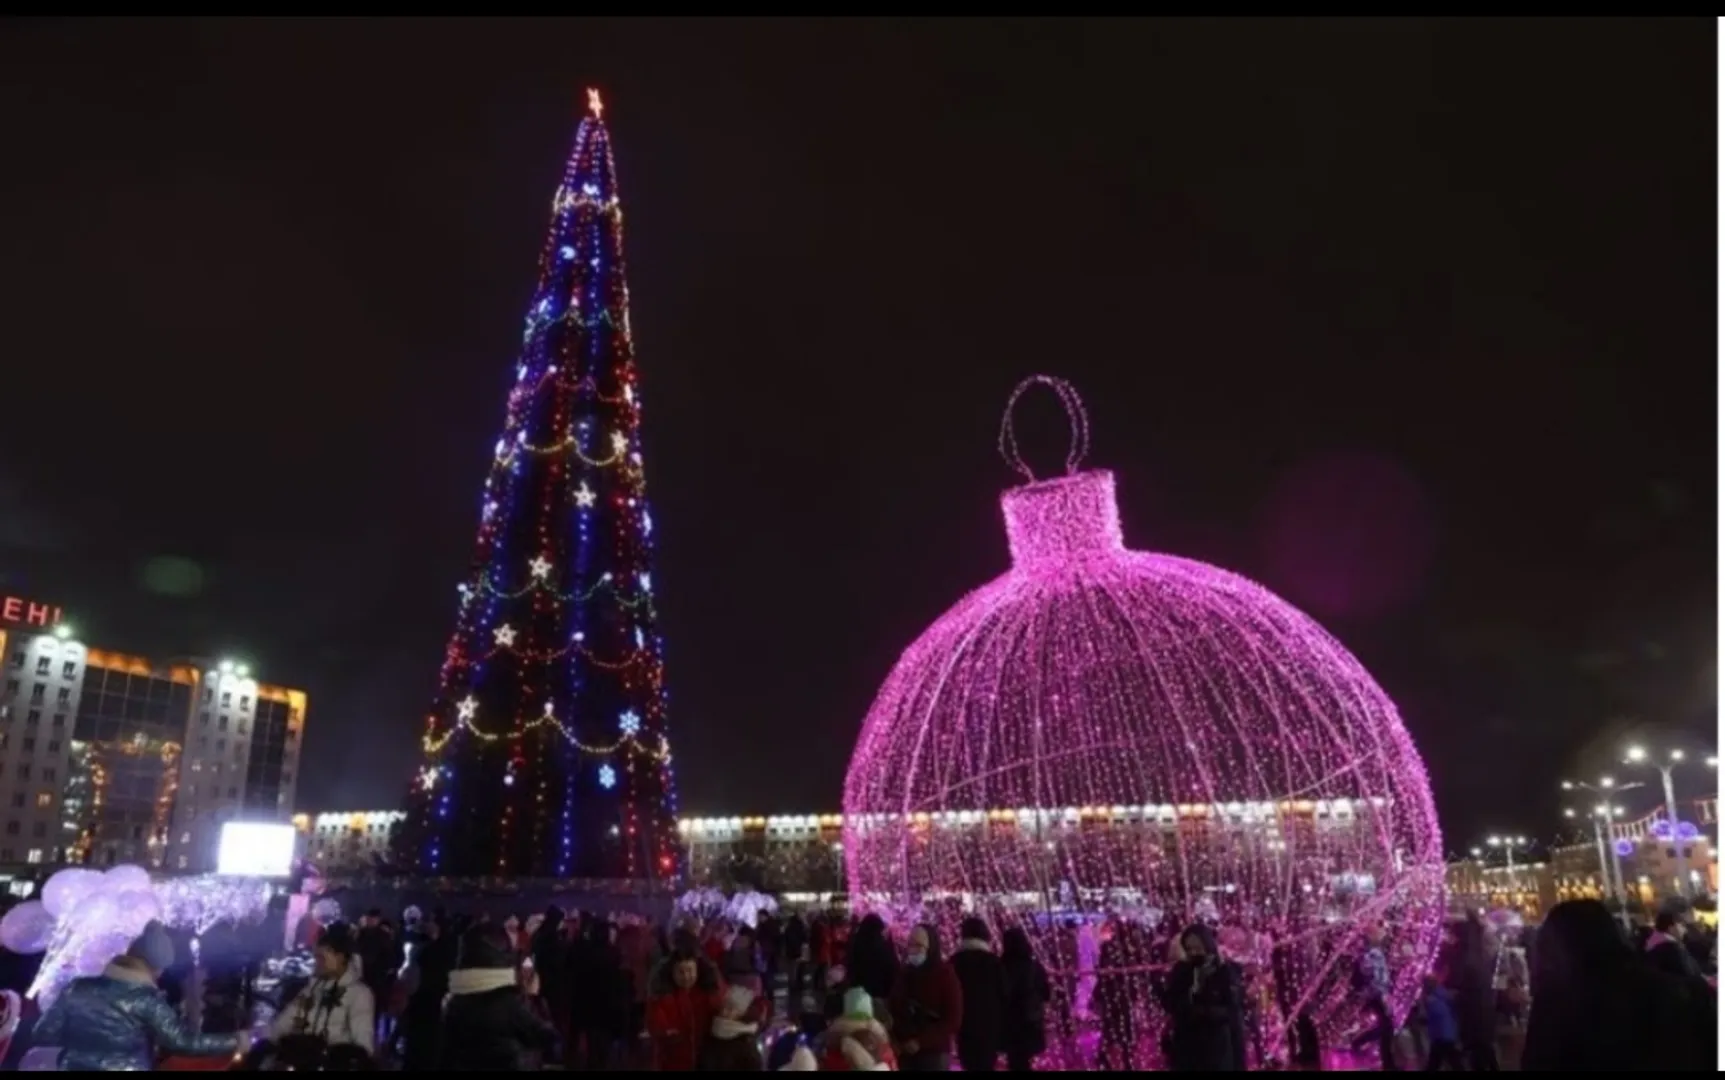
[294,811,406,874]
[680,799,1399,902]
[0,600,307,875]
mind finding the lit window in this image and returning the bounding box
[26,849,42,865]
[34,793,51,809]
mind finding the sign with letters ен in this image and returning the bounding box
[0,595,62,628]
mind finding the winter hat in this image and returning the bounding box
[842,987,874,1023]
[126,920,175,973]
[458,924,518,971]
[318,921,357,959]
[722,983,756,1018]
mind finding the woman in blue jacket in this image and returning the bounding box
[33,921,244,1072]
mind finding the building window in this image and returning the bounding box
[0,850,10,863]
[14,766,27,781]
[221,692,231,707]
[46,741,58,754]
[42,768,54,782]
[177,856,188,870]
[28,685,43,703]
[8,652,22,668]
[203,688,212,703]
[8,795,21,810]
[31,823,45,839]
[34,793,51,809]
[180,831,190,844]
[191,760,201,772]
[3,822,17,837]
[61,661,76,679]
[51,714,63,728]
[217,740,226,752]
[3,679,17,694]
[34,657,49,676]
[55,688,69,704]
[25,710,37,728]
[200,712,210,727]
[218,716,228,732]
[21,739,33,753]
[26,850,42,865]
[240,696,251,710]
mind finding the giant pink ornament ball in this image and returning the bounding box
[842,376,1444,1062]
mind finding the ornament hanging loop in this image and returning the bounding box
[999,374,1091,484]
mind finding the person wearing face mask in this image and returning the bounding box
[1158,923,1245,1072]
[888,923,963,1072]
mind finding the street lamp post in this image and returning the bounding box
[1564,804,1628,910]
[1563,777,1640,911]
[1624,746,1716,899]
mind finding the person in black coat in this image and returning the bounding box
[438,924,558,1071]
[1159,923,1246,1072]
[846,914,901,1002]
[569,918,631,1071]
[1523,899,1715,1071]
[950,917,1008,1072]
[999,927,1051,1072]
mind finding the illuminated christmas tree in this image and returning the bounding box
[402,90,680,881]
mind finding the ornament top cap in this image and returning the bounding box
[997,376,1124,569]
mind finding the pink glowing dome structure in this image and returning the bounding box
[843,376,1444,1065]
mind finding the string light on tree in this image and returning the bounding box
[841,376,1444,1068]
[400,87,683,881]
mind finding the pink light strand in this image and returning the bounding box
[998,374,1091,483]
[845,378,1444,1068]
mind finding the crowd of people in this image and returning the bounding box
[3,893,1718,1071]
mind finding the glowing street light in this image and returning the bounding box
[1622,744,1714,898]
[1562,791,1630,912]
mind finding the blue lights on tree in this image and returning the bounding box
[399,89,681,881]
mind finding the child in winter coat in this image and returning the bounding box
[820,988,897,1072]
[648,952,723,1072]
[1420,974,1464,1070]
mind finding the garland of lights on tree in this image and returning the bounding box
[841,376,1444,1068]
[401,90,680,880]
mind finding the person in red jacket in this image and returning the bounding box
[888,923,963,1072]
[647,951,722,1072]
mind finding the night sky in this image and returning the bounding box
[0,19,1713,855]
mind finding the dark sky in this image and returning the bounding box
[0,18,1713,855]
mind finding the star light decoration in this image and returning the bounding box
[841,376,1445,1068]
[619,710,642,737]
[599,764,617,790]
[404,87,681,881]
